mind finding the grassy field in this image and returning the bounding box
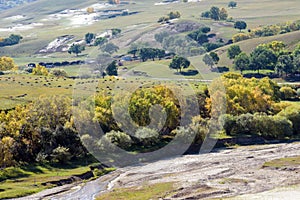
[0,73,103,110]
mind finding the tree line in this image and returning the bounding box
[227,41,300,78]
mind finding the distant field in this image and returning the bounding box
[1,0,300,66]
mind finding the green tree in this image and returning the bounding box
[169,56,190,72]
[104,130,132,149]
[106,60,118,76]
[156,49,166,60]
[202,54,215,68]
[209,52,219,65]
[250,45,277,73]
[293,44,300,57]
[168,11,181,19]
[85,33,95,44]
[234,52,250,74]
[201,11,211,18]
[228,1,237,8]
[139,48,155,62]
[94,37,107,46]
[0,34,22,47]
[294,55,300,72]
[68,44,85,56]
[227,45,242,59]
[275,54,294,77]
[210,6,220,21]
[234,21,247,32]
[101,43,119,54]
[111,28,121,36]
[196,33,209,45]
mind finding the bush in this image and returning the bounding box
[278,105,300,135]
[232,33,250,43]
[51,69,68,77]
[223,113,293,139]
[105,130,132,149]
[280,86,297,100]
[51,146,72,164]
[254,114,293,139]
[32,64,48,76]
[134,127,160,147]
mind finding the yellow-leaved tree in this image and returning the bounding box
[32,64,49,76]
[0,56,17,71]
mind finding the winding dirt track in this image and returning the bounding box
[13,142,300,200]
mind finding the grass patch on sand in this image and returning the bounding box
[263,156,300,168]
[96,182,175,200]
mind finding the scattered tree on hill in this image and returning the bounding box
[111,28,121,37]
[128,49,139,57]
[95,54,113,78]
[202,54,215,68]
[187,27,210,45]
[209,52,219,65]
[106,60,118,76]
[68,44,85,56]
[0,34,22,47]
[85,33,95,44]
[0,56,17,71]
[138,48,165,62]
[101,43,119,54]
[250,45,277,73]
[32,64,49,76]
[201,6,228,20]
[227,45,242,59]
[94,37,108,46]
[234,21,247,32]
[168,11,181,19]
[169,56,190,72]
[234,52,250,74]
[210,6,220,21]
[201,11,211,18]
[228,1,237,8]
